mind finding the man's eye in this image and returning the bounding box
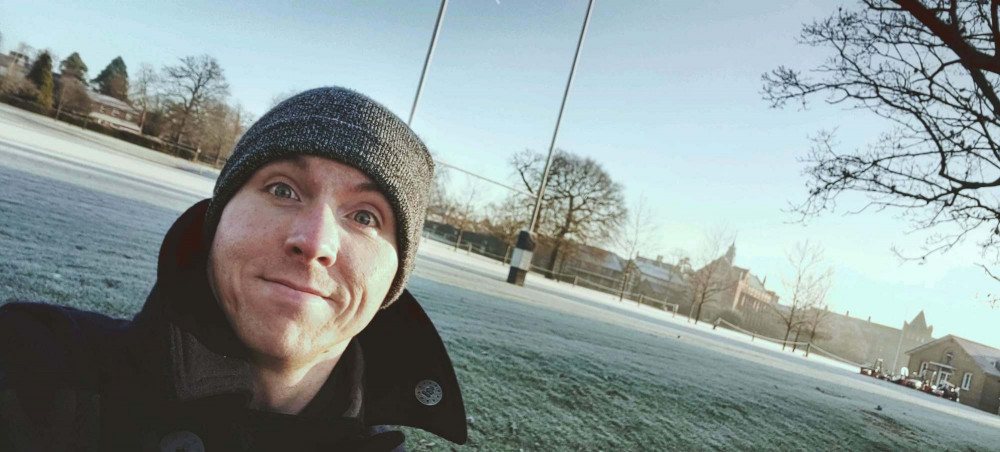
[267,183,299,200]
[352,210,380,228]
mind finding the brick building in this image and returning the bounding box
[0,51,30,78]
[906,335,1000,415]
[86,90,141,134]
[702,243,778,316]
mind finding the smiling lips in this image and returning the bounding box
[264,277,331,300]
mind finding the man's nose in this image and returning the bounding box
[284,204,339,267]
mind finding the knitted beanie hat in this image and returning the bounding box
[203,87,434,307]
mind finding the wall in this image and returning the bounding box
[906,339,996,414]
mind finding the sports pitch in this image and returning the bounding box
[1,104,998,450]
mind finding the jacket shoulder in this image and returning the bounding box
[0,302,123,451]
[0,301,128,389]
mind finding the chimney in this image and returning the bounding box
[656,255,663,264]
[845,310,849,317]
[867,316,871,323]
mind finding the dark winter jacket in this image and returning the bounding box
[0,200,467,451]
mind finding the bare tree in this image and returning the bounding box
[129,63,159,131]
[426,161,455,223]
[763,0,1000,302]
[1,44,35,100]
[686,228,736,325]
[615,194,659,301]
[483,194,530,248]
[802,303,834,345]
[55,79,91,118]
[771,241,833,350]
[160,55,229,146]
[511,149,627,276]
[451,180,483,251]
[194,101,253,165]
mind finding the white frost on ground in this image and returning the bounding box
[0,103,215,198]
[4,104,999,447]
[415,236,1000,431]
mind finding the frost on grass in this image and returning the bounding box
[2,131,999,451]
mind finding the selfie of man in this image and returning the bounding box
[3,1,1000,451]
[0,88,466,449]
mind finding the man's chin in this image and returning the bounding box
[242,324,310,362]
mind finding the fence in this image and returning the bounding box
[422,230,680,316]
[425,234,866,369]
[0,94,228,168]
[715,319,862,368]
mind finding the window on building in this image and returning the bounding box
[962,372,972,390]
[944,352,954,365]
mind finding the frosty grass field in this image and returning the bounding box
[1,104,999,451]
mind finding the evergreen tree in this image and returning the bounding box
[26,51,54,109]
[59,52,88,83]
[91,56,128,100]
[55,52,91,118]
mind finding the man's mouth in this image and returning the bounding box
[263,277,330,300]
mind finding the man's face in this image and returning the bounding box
[209,155,398,365]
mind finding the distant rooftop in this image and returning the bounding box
[84,88,136,113]
[953,336,1000,377]
[906,335,1000,377]
[633,258,685,285]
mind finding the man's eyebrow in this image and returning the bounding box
[353,181,382,194]
[268,155,309,172]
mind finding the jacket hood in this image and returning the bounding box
[133,199,467,444]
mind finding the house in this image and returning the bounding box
[86,90,141,134]
[697,243,778,314]
[632,255,688,304]
[0,51,30,78]
[727,265,778,311]
[906,335,1000,415]
[558,243,626,292]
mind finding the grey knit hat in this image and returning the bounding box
[204,87,434,307]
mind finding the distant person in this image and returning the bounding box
[0,87,467,451]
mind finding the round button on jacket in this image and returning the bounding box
[159,430,205,452]
[414,379,443,406]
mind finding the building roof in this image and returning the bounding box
[85,90,137,113]
[0,53,28,69]
[634,258,685,285]
[574,244,625,273]
[600,253,624,273]
[905,335,1000,377]
[746,273,767,292]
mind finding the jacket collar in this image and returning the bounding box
[131,199,467,444]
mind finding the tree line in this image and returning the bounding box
[428,147,839,345]
[0,38,252,164]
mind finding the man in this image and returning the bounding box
[0,87,467,450]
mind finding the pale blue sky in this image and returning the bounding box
[3,0,997,345]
